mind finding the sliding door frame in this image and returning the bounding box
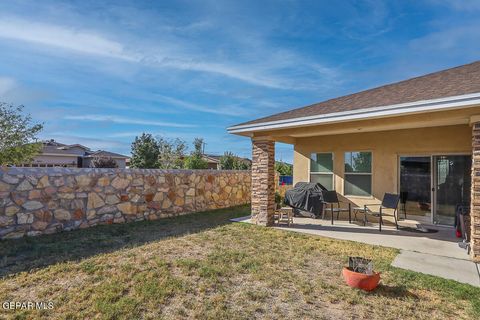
[432,153,471,226]
[398,152,471,226]
[397,154,434,224]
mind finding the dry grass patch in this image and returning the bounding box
[0,205,478,319]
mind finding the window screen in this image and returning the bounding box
[310,153,334,190]
[344,152,372,196]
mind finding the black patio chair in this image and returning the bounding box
[354,193,400,231]
[322,190,352,225]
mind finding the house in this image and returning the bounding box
[202,154,222,170]
[202,154,252,170]
[18,140,129,168]
[228,61,480,262]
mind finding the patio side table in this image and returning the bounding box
[353,206,367,225]
[276,207,293,226]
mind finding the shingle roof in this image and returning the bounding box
[42,144,80,155]
[41,140,128,158]
[202,154,221,163]
[84,150,129,159]
[58,144,90,150]
[204,154,252,163]
[43,140,67,147]
[233,60,480,127]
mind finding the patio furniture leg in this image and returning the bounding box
[348,203,351,223]
[331,203,334,225]
[364,205,367,226]
[379,207,382,232]
[394,209,398,229]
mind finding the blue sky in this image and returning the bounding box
[0,0,479,163]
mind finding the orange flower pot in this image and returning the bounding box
[342,267,380,291]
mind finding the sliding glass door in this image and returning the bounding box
[433,155,471,225]
[399,157,432,221]
[399,154,471,226]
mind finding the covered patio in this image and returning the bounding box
[238,110,480,263]
[228,61,480,263]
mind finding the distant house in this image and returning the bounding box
[202,154,252,170]
[18,140,129,168]
[202,154,222,170]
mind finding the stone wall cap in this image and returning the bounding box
[0,167,251,176]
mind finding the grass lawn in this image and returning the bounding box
[1,205,479,319]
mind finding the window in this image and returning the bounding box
[344,151,372,196]
[310,153,334,190]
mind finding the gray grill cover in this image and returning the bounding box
[284,182,326,218]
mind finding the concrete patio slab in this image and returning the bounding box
[392,250,480,287]
[237,216,470,260]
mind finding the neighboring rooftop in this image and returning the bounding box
[41,140,129,159]
[83,150,130,159]
[230,60,480,129]
[203,154,251,163]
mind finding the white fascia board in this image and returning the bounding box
[227,92,480,134]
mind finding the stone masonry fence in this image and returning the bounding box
[0,167,251,239]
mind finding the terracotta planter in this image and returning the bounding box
[342,267,380,291]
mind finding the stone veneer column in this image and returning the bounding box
[471,123,480,262]
[251,138,275,226]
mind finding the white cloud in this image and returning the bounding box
[0,76,52,104]
[151,58,288,89]
[0,76,16,95]
[107,130,212,141]
[154,94,247,116]
[64,114,196,128]
[429,0,480,11]
[0,15,338,90]
[409,24,480,53]
[0,17,283,88]
[107,132,143,138]
[52,99,180,115]
[0,17,135,61]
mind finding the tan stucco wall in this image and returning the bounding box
[293,124,471,206]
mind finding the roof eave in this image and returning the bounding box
[84,154,129,159]
[227,92,480,134]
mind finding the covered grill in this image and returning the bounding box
[284,182,327,218]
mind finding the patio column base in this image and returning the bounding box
[471,122,480,262]
[251,137,275,226]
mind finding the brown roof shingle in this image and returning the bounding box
[233,60,480,127]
